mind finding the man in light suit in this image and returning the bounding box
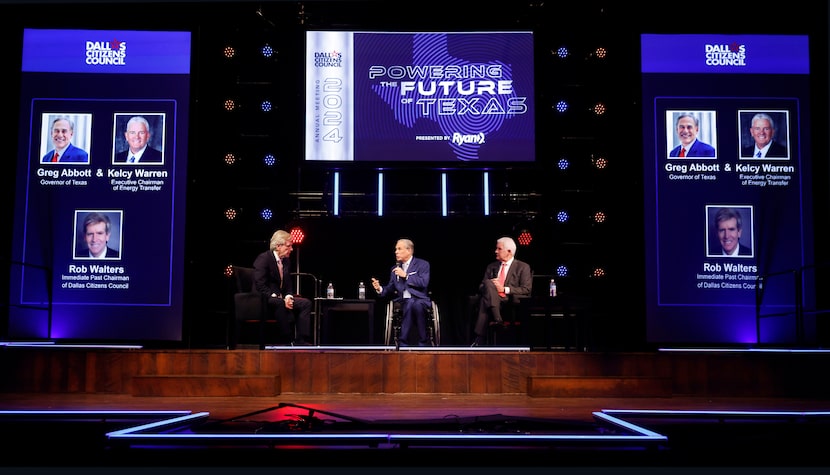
[114,116,163,164]
[471,236,533,346]
[41,117,89,163]
[371,238,432,346]
[669,113,716,158]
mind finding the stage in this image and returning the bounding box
[1,345,830,469]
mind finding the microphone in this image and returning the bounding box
[395,261,402,280]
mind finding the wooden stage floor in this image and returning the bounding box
[2,346,830,470]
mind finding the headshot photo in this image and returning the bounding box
[40,113,92,165]
[112,113,165,165]
[739,110,790,160]
[666,110,717,159]
[73,210,123,260]
[705,205,754,258]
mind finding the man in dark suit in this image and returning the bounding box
[253,230,313,345]
[75,212,119,259]
[371,238,431,346]
[710,207,752,257]
[741,112,788,158]
[42,117,89,163]
[669,113,716,158]
[471,236,533,346]
[114,115,163,164]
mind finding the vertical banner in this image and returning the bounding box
[641,34,814,345]
[305,31,355,161]
[9,29,191,341]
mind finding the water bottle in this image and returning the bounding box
[549,278,557,297]
[358,281,366,300]
[326,282,334,299]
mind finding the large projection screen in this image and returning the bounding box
[304,30,535,163]
[641,34,815,346]
[8,29,191,342]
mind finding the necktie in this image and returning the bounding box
[678,147,686,158]
[51,152,58,162]
[277,258,284,281]
[129,155,136,163]
[755,151,762,158]
[497,263,507,297]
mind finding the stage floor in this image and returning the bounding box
[2,392,830,469]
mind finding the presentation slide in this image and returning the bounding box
[8,29,191,341]
[305,31,535,163]
[641,34,815,345]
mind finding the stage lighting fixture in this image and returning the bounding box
[260,208,273,221]
[592,267,606,278]
[554,100,569,113]
[224,264,234,277]
[290,227,306,244]
[223,153,236,165]
[553,46,569,58]
[557,157,570,170]
[517,230,533,246]
[261,100,273,112]
[556,210,569,223]
[263,153,276,166]
[224,208,238,221]
[556,265,569,278]
[593,211,607,223]
[261,44,274,58]
[593,155,608,169]
[593,102,606,115]
[223,99,236,111]
[223,46,235,59]
[594,47,607,59]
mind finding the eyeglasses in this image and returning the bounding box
[127,131,148,136]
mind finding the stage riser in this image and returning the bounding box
[1,349,827,398]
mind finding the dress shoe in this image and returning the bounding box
[470,336,484,347]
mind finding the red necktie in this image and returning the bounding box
[51,152,59,162]
[497,263,506,297]
[277,258,284,281]
[678,147,686,158]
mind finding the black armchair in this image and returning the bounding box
[230,265,275,349]
[230,266,320,349]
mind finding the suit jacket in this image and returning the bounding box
[42,143,89,163]
[741,140,788,158]
[253,250,296,298]
[114,146,163,163]
[480,258,533,301]
[379,256,430,301]
[669,139,716,158]
[75,246,119,259]
[709,243,752,257]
